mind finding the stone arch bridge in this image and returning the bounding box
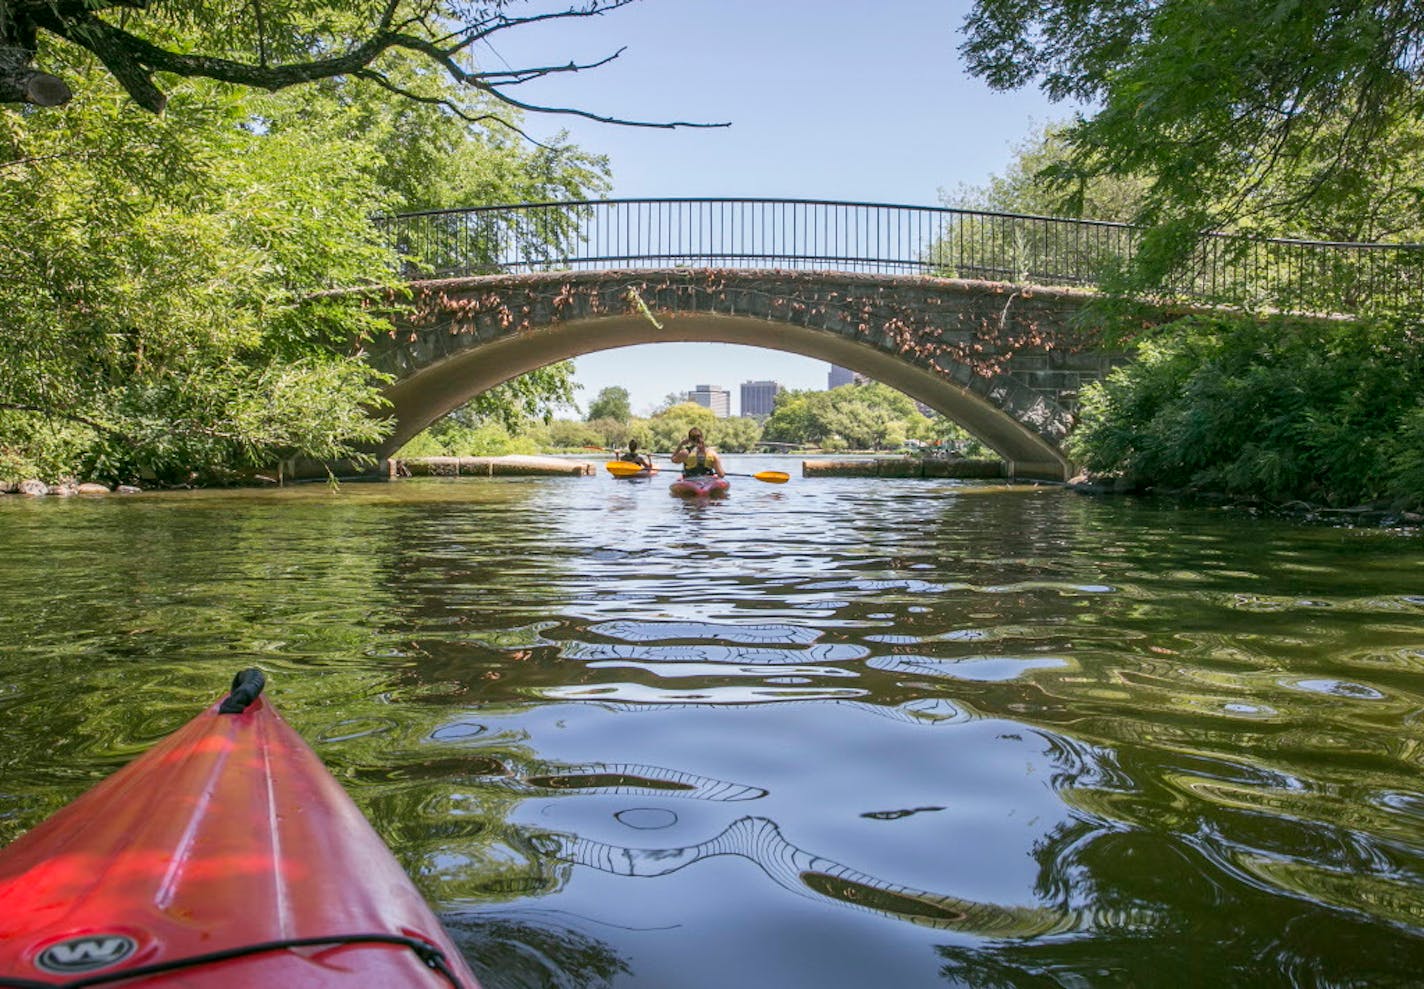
[369,268,1115,480]
[354,199,1410,481]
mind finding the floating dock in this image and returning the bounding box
[801,458,1006,479]
[397,455,594,477]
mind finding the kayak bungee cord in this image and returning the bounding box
[0,670,483,988]
[0,934,468,989]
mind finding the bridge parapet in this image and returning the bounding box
[375,198,1424,316]
[367,268,1132,480]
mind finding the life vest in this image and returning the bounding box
[682,448,714,476]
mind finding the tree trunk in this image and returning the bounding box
[1,7,71,109]
[0,65,72,106]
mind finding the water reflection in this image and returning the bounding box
[541,815,1068,936]
[446,912,631,989]
[2,474,1423,985]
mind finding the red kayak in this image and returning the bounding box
[0,670,480,988]
[669,474,730,498]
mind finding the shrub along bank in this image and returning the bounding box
[1069,312,1424,510]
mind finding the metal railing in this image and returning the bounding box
[373,198,1424,314]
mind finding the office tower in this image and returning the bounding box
[689,384,731,417]
[827,364,854,389]
[740,380,782,419]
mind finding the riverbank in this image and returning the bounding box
[396,455,595,477]
[802,457,1007,479]
[0,455,598,496]
[0,479,142,497]
[1068,472,1424,528]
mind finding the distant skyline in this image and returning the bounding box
[484,0,1082,418]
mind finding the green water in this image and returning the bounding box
[1,467,1422,986]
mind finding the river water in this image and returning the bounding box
[1,461,1422,986]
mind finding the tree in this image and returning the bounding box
[646,402,715,452]
[1,0,722,134]
[1068,312,1424,508]
[585,416,630,450]
[960,1,1424,284]
[1,34,603,482]
[705,416,762,454]
[585,386,631,423]
[656,391,688,413]
[545,418,603,450]
[942,123,1145,223]
[0,66,394,481]
[761,384,925,451]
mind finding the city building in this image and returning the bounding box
[828,365,871,389]
[688,384,731,418]
[740,380,783,419]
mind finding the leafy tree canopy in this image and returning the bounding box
[961,1,1424,280]
[0,35,605,483]
[943,123,1146,223]
[763,383,920,450]
[585,385,631,422]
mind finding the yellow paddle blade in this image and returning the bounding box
[753,471,790,483]
[605,460,646,477]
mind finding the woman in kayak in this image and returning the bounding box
[671,427,725,478]
[619,439,653,470]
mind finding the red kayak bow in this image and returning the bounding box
[0,670,480,988]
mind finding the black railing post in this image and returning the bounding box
[370,198,1421,313]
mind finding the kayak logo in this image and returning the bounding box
[35,934,138,974]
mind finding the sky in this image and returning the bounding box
[482,0,1078,417]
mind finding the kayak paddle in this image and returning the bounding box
[605,460,788,483]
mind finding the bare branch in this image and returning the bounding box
[477,86,730,130]
[461,50,624,86]
[353,67,554,147]
[3,0,728,133]
[447,0,639,53]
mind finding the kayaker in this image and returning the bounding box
[671,427,724,478]
[619,439,653,470]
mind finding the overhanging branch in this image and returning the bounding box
[1,0,727,132]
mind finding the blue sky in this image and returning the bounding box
[485,0,1077,417]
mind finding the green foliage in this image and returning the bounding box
[961,1,1424,291]
[585,386,632,423]
[0,51,396,484]
[0,414,95,483]
[944,123,1146,223]
[645,403,717,452]
[762,383,930,451]
[711,416,764,454]
[1387,405,1424,501]
[544,419,605,451]
[400,382,997,461]
[932,126,1147,292]
[1,32,605,484]
[1069,313,1424,507]
[398,421,540,458]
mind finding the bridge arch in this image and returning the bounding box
[366,269,1118,481]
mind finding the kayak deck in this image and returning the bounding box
[669,474,730,498]
[0,674,479,987]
